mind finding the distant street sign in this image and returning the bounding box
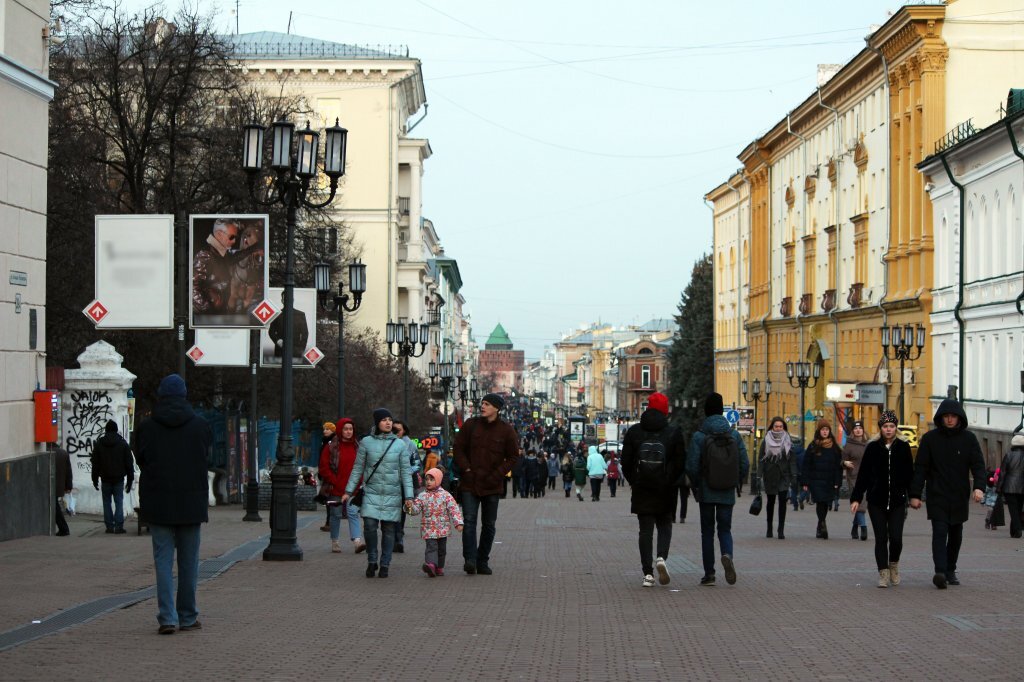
[186,346,205,364]
[83,300,109,324]
[725,409,740,425]
[303,347,324,366]
[253,300,280,325]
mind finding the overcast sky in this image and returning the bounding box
[119,0,912,360]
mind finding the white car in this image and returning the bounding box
[597,441,622,456]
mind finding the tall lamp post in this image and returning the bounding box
[387,319,430,419]
[881,323,926,424]
[429,361,461,449]
[243,116,348,562]
[786,361,821,445]
[314,259,366,420]
[741,378,772,483]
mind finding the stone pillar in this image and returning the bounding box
[62,341,137,517]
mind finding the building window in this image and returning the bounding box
[641,364,651,388]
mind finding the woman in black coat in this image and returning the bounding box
[801,419,844,539]
[758,416,798,539]
[850,410,914,588]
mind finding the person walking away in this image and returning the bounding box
[407,467,464,577]
[587,445,608,501]
[909,398,986,589]
[547,450,560,491]
[342,409,412,578]
[536,453,548,497]
[998,434,1024,538]
[849,411,914,588]
[606,455,622,498]
[453,393,520,575]
[135,374,212,634]
[54,444,73,536]
[320,418,366,554]
[801,419,844,539]
[523,450,540,499]
[560,453,574,498]
[620,392,686,587]
[511,450,525,499]
[789,437,807,511]
[842,420,869,540]
[572,446,588,501]
[758,416,797,539]
[90,420,135,534]
[686,392,748,586]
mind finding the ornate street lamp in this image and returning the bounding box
[786,361,821,444]
[741,378,772,482]
[242,115,348,562]
[387,319,430,419]
[881,323,926,424]
[314,259,366,420]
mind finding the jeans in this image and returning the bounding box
[854,510,867,528]
[931,520,964,575]
[362,517,397,567]
[425,537,448,568]
[590,477,603,500]
[101,480,125,530]
[867,505,906,570]
[461,492,500,567]
[150,523,201,627]
[1005,494,1023,537]
[637,513,672,575]
[698,503,734,576]
[327,498,360,541]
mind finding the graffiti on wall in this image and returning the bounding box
[66,390,112,457]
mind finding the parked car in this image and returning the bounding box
[597,441,622,456]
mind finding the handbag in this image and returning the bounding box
[749,494,763,516]
[350,439,398,508]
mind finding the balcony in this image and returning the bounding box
[821,289,836,312]
[847,282,864,308]
[779,297,792,317]
[798,293,813,315]
[398,196,410,224]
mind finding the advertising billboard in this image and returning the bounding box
[190,214,268,328]
[260,287,318,368]
[94,215,174,328]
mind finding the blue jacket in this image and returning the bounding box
[345,432,413,522]
[685,415,749,506]
[587,446,608,477]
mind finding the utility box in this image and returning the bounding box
[34,389,60,443]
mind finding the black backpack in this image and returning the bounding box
[635,431,667,488]
[701,431,739,490]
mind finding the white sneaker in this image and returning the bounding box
[642,574,655,587]
[655,557,670,585]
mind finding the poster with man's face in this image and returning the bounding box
[189,214,269,328]
[261,287,318,368]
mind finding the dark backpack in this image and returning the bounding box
[701,431,739,490]
[635,432,667,488]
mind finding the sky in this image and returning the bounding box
[117,0,917,361]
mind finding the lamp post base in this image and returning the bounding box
[243,481,262,522]
[262,462,303,561]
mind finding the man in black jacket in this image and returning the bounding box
[90,420,135,534]
[136,374,212,634]
[909,398,986,589]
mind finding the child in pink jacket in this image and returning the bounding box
[405,467,463,577]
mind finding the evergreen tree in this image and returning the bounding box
[667,254,714,437]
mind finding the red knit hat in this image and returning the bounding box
[648,392,669,415]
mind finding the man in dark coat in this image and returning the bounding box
[909,398,986,589]
[54,445,73,536]
[453,393,520,575]
[620,392,686,588]
[90,420,135,534]
[136,374,213,634]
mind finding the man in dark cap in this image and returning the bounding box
[453,392,520,575]
[90,419,135,534]
[136,374,213,634]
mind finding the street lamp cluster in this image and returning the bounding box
[786,360,821,443]
[314,259,366,420]
[881,323,926,424]
[387,319,431,419]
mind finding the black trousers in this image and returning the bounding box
[1005,493,1023,537]
[55,496,70,535]
[637,513,673,576]
[931,520,964,574]
[867,504,906,570]
[676,486,689,521]
[590,477,603,500]
[766,493,787,530]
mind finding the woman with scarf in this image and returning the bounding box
[757,417,798,539]
[318,418,365,554]
[849,411,914,588]
[801,419,844,539]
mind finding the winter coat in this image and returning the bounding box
[850,437,914,512]
[409,487,464,539]
[758,440,798,495]
[686,415,749,506]
[561,459,574,483]
[572,452,589,486]
[318,418,358,497]
[136,396,213,526]
[524,455,541,483]
[998,447,1024,495]
[345,432,412,522]
[621,408,687,515]
[54,447,72,494]
[800,442,844,504]
[547,456,560,478]
[90,432,135,486]
[607,458,621,480]
[586,446,608,478]
[841,436,868,490]
[910,399,986,524]
[453,416,520,497]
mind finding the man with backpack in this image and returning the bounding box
[620,392,686,588]
[686,392,749,587]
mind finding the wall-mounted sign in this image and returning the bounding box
[855,383,886,405]
[9,271,27,286]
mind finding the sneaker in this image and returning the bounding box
[435,567,445,576]
[158,624,176,635]
[378,566,389,578]
[463,561,477,575]
[422,562,437,578]
[477,564,493,575]
[366,563,378,578]
[888,561,901,586]
[945,571,960,586]
[353,539,366,553]
[178,621,202,631]
[655,557,670,585]
[642,574,655,588]
[699,574,716,586]
[331,540,341,553]
[722,555,737,585]
[932,572,947,589]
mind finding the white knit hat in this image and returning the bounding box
[1012,433,1024,448]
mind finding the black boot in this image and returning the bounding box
[860,526,868,541]
[815,521,824,539]
[851,522,859,540]
[821,520,828,539]
[766,523,773,538]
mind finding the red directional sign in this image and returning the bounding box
[304,347,324,366]
[252,299,280,325]
[187,345,205,364]
[82,300,110,325]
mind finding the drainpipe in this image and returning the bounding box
[938,153,966,404]
[726,173,745,401]
[866,41,893,390]
[818,88,842,382]
[1005,117,1024,315]
[705,196,718,390]
[787,114,809,365]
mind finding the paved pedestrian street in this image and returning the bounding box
[1,493,1023,681]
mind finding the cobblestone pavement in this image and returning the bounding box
[2,489,1023,681]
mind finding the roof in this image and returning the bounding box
[227,32,410,60]
[639,318,674,333]
[485,323,513,349]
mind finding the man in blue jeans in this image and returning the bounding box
[686,392,749,587]
[136,374,212,634]
[453,393,520,575]
[90,420,135,534]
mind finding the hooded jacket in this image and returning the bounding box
[319,418,358,497]
[90,432,135,486]
[910,398,986,524]
[136,396,213,525]
[586,446,608,477]
[686,414,749,506]
[621,408,687,515]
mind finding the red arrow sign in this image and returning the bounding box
[83,300,109,324]
[252,300,280,325]
[187,346,205,364]
[304,347,324,366]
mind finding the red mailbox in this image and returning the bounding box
[34,389,60,443]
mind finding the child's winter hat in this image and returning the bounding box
[426,468,444,485]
